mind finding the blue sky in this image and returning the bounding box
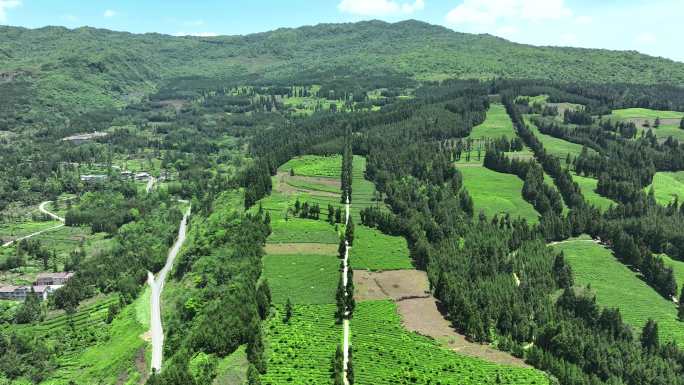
[1,0,682,62]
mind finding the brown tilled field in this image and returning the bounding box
[264,243,337,255]
[354,268,531,367]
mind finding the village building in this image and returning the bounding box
[0,272,74,301]
[62,131,109,145]
[35,272,75,286]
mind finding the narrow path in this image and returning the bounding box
[2,200,65,248]
[342,197,350,385]
[145,177,156,194]
[148,205,191,373]
[548,238,599,247]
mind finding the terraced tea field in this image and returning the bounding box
[352,300,550,385]
[571,173,616,210]
[350,225,412,271]
[268,217,339,244]
[263,253,339,304]
[646,171,684,205]
[552,239,684,346]
[262,304,341,385]
[457,165,540,224]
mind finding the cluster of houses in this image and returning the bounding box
[80,171,151,182]
[0,272,74,301]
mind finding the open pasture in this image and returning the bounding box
[552,239,684,346]
[571,173,616,210]
[457,165,540,224]
[525,116,589,159]
[263,253,339,304]
[352,300,550,385]
[278,155,341,178]
[646,171,684,205]
[350,225,412,271]
[469,103,517,140]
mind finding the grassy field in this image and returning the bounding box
[552,239,684,346]
[350,225,413,271]
[0,219,61,243]
[646,171,684,205]
[353,300,550,385]
[262,304,341,385]
[525,116,589,159]
[32,291,148,385]
[278,155,341,178]
[457,165,540,224]
[469,103,517,140]
[263,253,339,304]
[660,254,684,294]
[268,217,339,244]
[213,346,248,385]
[571,173,616,210]
[611,108,684,120]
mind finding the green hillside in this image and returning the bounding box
[2,20,684,116]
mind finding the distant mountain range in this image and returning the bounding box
[1,20,683,112]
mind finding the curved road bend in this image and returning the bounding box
[2,201,65,248]
[148,205,191,373]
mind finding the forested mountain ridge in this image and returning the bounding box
[1,19,684,117]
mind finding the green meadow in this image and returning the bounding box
[552,240,684,346]
[278,155,342,178]
[646,171,684,205]
[353,300,550,385]
[263,253,339,304]
[457,165,540,224]
[525,116,589,159]
[350,225,413,271]
[469,103,517,140]
[268,217,339,244]
[572,173,616,210]
[611,108,684,120]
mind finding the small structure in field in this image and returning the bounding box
[0,272,75,301]
[62,131,109,144]
[35,272,75,286]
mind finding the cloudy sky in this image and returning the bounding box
[1,0,682,62]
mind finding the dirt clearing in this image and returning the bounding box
[265,243,338,255]
[398,297,531,368]
[354,269,430,301]
[354,269,531,368]
[275,172,339,197]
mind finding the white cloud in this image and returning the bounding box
[446,0,572,25]
[338,0,425,16]
[103,9,117,18]
[63,14,78,22]
[495,25,519,37]
[173,31,219,37]
[559,32,579,46]
[575,15,592,25]
[0,0,21,23]
[635,32,656,44]
[183,19,205,27]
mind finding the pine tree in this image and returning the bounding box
[553,252,574,289]
[335,276,346,323]
[338,236,346,259]
[247,364,262,385]
[331,344,344,385]
[641,319,659,353]
[346,268,355,317]
[345,220,354,246]
[678,286,684,321]
[247,322,267,373]
[284,297,293,324]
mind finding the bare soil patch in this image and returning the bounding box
[135,347,149,384]
[397,297,531,368]
[354,269,430,301]
[275,172,339,197]
[265,243,337,255]
[355,269,531,368]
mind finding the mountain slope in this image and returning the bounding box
[1,19,683,114]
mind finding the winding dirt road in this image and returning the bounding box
[148,205,191,373]
[2,201,65,248]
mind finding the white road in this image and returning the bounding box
[342,197,350,385]
[148,206,191,373]
[2,200,65,248]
